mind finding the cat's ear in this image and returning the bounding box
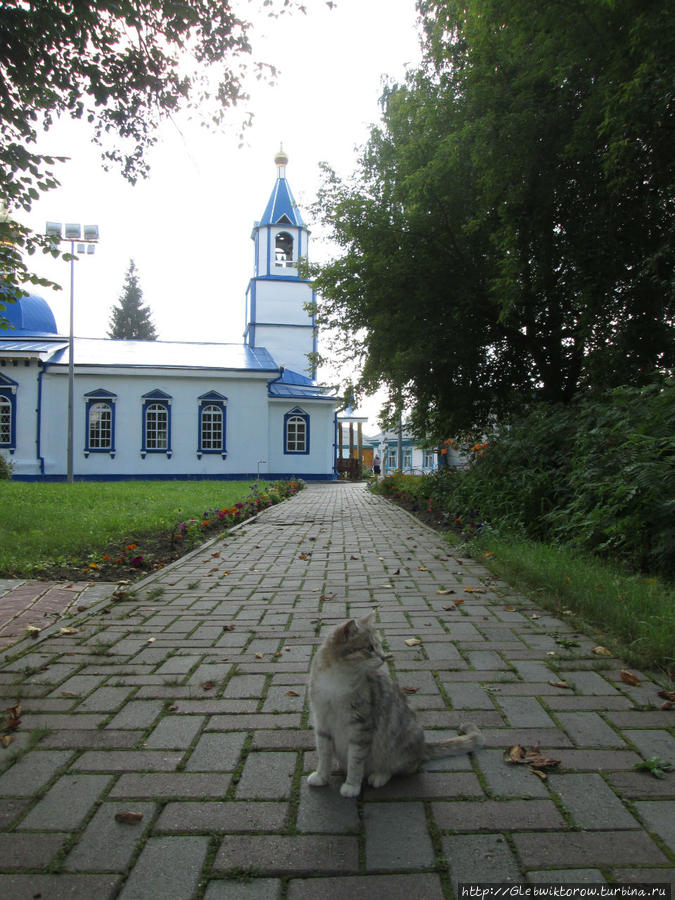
[338,619,358,642]
[359,612,375,627]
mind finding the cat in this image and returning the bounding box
[307,612,484,797]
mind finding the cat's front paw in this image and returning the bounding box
[367,772,391,788]
[307,771,329,787]
[340,780,361,798]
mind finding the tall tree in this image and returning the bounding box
[108,261,157,340]
[311,0,674,439]
[0,0,311,323]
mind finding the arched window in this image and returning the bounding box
[0,373,18,452]
[145,403,168,450]
[88,402,112,450]
[275,231,294,267]
[0,395,11,446]
[141,389,172,456]
[200,404,222,450]
[284,408,309,455]
[84,389,117,457]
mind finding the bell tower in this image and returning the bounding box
[244,150,317,377]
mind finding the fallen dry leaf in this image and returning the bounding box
[530,614,541,620]
[168,704,178,712]
[442,604,456,611]
[530,768,548,781]
[59,627,79,635]
[402,686,420,694]
[285,690,300,697]
[211,551,220,558]
[146,637,156,644]
[115,811,144,825]
[1,735,15,748]
[437,589,456,595]
[660,700,673,710]
[505,745,560,773]
[222,624,235,632]
[202,681,215,691]
[298,553,310,560]
[404,638,422,647]
[464,586,486,594]
[549,681,573,690]
[453,598,465,606]
[255,652,264,659]
[657,689,675,702]
[504,605,515,612]
[592,645,612,656]
[25,625,41,638]
[418,566,429,571]
[59,691,78,698]
[620,670,640,686]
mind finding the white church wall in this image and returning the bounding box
[0,360,41,477]
[267,400,335,478]
[254,280,314,326]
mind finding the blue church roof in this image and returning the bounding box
[0,290,58,336]
[259,175,305,228]
[268,367,336,401]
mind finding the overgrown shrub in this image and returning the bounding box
[375,381,674,578]
[0,454,12,480]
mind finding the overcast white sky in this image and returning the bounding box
[22,0,422,418]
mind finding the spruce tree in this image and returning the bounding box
[108,260,158,340]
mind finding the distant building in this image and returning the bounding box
[0,152,339,481]
[366,429,451,474]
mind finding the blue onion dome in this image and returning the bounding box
[0,287,59,335]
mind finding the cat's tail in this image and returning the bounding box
[423,722,484,759]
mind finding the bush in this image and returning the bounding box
[375,381,675,578]
[0,454,12,480]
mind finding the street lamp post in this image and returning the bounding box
[45,222,99,483]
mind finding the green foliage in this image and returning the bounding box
[0,454,12,480]
[312,0,674,437]
[108,260,158,340]
[634,757,673,779]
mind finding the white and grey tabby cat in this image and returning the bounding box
[308,613,484,797]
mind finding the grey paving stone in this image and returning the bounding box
[528,870,607,884]
[556,712,627,747]
[156,800,288,833]
[363,771,484,799]
[64,801,156,871]
[287,873,445,900]
[144,713,205,748]
[432,798,565,831]
[624,729,675,762]
[548,773,640,829]
[557,669,621,695]
[204,879,282,900]
[0,873,120,899]
[118,835,209,900]
[19,774,111,830]
[364,801,435,870]
[0,832,66,869]
[106,699,164,729]
[73,750,183,771]
[497,696,556,727]
[475,749,549,798]
[78,686,133,712]
[634,800,675,847]
[214,835,359,876]
[0,749,72,796]
[298,779,360,833]
[109,772,232,798]
[512,831,669,868]
[185,731,247,771]
[235,750,297,799]
[223,674,267,697]
[442,682,496,710]
[443,833,521,890]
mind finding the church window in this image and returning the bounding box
[423,449,435,469]
[88,403,112,449]
[386,448,397,469]
[84,389,117,457]
[141,390,172,456]
[284,408,309,455]
[197,392,227,458]
[0,396,11,446]
[0,374,18,451]
[275,231,294,267]
[146,404,168,449]
[402,448,412,470]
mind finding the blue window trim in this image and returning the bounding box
[84,388,117,457]
[283,406,310,455]
[0,373,18,453]
[197,391,227,459]
[141,389,172,458]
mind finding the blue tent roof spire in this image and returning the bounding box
[260,148,305,228]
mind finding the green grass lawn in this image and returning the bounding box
[0,480,265,579]
[461,530,675,677]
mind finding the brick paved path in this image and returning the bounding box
[0,580,118,652]
[0,483,672,898]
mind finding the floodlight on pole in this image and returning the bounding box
[45,221,99,483]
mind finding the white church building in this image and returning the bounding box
[0,152,340,481]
